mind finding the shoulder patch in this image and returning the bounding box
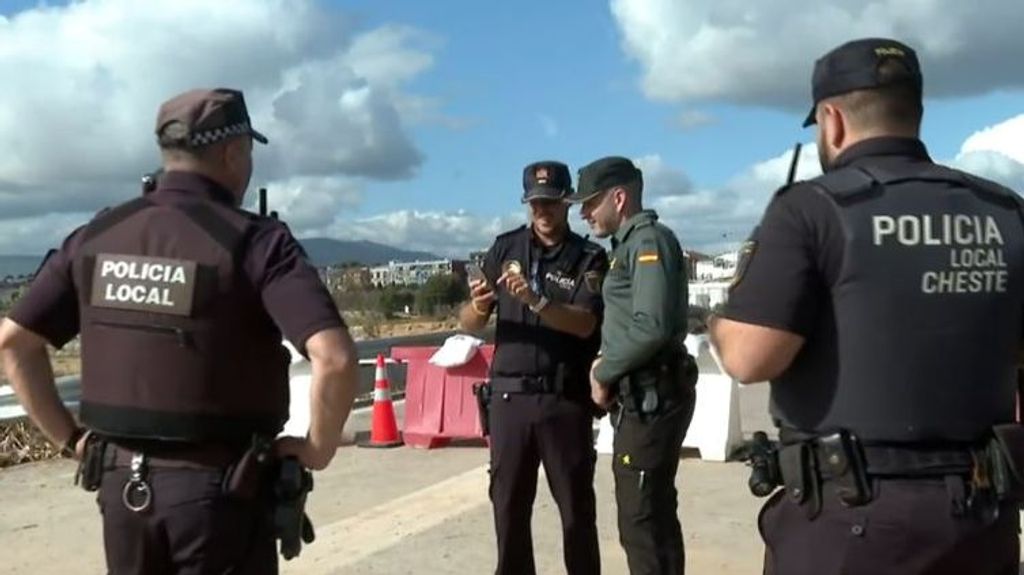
[636,249,659,264]
[584,270,604,293]
[729,239,757,291]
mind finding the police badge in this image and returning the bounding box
[584,270,604,293]
[502,260,523,276]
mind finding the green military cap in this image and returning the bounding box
[566,156,642,203]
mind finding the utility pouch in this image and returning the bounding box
[274,457,315,560]
[473,382,492,437]
[74,434,106,492]
[818,431,872,506]
[222,435,274,500]
[779,442,822,519]
[987,423,1024,503]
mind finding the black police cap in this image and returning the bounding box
[803,38,922,127]
[566,156,642,203]
[522,161,572,203]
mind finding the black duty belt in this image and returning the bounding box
[490,375,563,394]
[858,444,975,476]
[780,432,976,477]
[103,441,242,470]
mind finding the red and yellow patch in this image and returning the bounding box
[637,252,659,264]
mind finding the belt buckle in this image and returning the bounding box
[121,452,153,513]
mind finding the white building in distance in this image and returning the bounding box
[370,259,467,287]
[694,251,739,282]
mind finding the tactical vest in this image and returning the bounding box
[72,195,291,443]
[771,162,1024,443]
[489,227,602,391]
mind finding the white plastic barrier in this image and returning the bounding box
[279,356,404,439]
[594,334,744,462]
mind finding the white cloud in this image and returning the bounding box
[331,210,527,258]
[653,143,821,253]
[633,154,694,198]
[959,114,1024,166]
[247,177,362,232]
[611,0,1024,109]
[653,115,1024,255]
[0,212,95,256]
[0,0,438,251]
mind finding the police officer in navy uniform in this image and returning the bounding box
[0,88,360,574]
[710,38,1024,575]
[459,160,608,575]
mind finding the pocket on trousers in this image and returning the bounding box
[612,456,654,523]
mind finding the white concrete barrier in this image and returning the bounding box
[594,334,744,462]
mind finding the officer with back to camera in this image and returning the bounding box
[710,38,1024,574]
[0,87,360,574]
[459,160,607,575]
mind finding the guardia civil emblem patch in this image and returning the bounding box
[584,270,604,293]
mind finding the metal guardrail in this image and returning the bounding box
[0,330,471,422]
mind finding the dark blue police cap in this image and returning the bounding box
[803,38,922,127]
[522,161,572,203]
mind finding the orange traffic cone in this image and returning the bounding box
[359,353,403,448]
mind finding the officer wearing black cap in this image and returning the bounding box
[0,87,360,574]
[710,38,1024,574]
[459,160,608,575]
[568,156,695,575]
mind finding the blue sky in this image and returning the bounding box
[0,0,1022,257]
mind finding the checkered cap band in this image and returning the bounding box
[188,121,252,147]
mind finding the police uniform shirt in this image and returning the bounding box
[593,209,687,385]
[481,225,608,380]
[721,136,1024,440]
[9,171,345,352]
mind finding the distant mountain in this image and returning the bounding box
[0,255,43,279]
[298,238,442,267]
[0,239,440,279]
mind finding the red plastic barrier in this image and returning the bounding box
[392,344,495,449]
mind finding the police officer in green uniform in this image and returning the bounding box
[568,156,697,575]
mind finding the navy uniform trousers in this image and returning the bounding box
[488,392,600,575]
[759,477,1020,575]
[98,462,277,574]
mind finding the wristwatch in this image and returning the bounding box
[529,295,549,314]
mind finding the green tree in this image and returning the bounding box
[377,286,415,319]
[415,273,469,317]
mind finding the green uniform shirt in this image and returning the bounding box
[594,210,688,385]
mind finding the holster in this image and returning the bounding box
[778,442,822,519]
[74,433,107,492]
[816,431,872,507]
[986,423,1024,504]
[473,381,492,437]
[274,457,315,561]
[619,348,695,417]
[222,435,275,500]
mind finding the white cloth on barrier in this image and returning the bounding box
[428,334,484,367]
